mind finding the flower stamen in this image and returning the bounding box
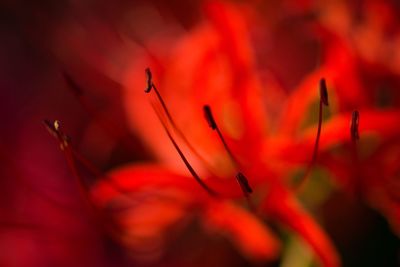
[312,78,329,164]
[151,103,218,197]
[236,172,253,195]
[203,105,255,209]
[44,120,143,209]
[145,68,216,174]
[44,120,126,235]
[44,119,70,150]
[319,78,329,106]
[44,119,96,209]
[295,78,329,191]
[203,105,239,167]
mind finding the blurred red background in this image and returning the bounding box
[0,1,399,267]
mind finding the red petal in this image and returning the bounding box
[278,68,327,136]
[204,1,270,164]
[202,200,280,261]
[304,110,400,150]
[271,110,400,164]
[262,186,340,267]
[91,164,247,207]
[91,164,211,207]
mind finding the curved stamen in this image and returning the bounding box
[203,105,239,167]
[44,120,85,190]
[311,78,328,164]
[151,104,218,197]
[295,78,329,190]
[145,68,216,174]
[44,120,146,210]
[45,119,97,178]
[203,104,255,209]
[43,120,126,234]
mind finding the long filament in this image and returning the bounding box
[145,68,217,175]
[295,78,328,191]
[151,103,218,197]
[203,105,254,209]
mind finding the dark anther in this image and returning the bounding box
[43,119,70,148]
[145,67,153,93]
[236,172,253,194]
[319,78,329,106]
[351,110,360,141]
[43,119,58,136]
[203,104,239,166]
[203,105,217,130]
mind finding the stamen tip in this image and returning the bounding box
[43,119,57,135]
[203,105,217,130]
[43,119,70,147]
[319,78,329,106]
[236,172,253,194]
[145,67,153,93]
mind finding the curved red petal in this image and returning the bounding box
[262,186,340,267]
[202,200,280,261]
[91,164,211,207]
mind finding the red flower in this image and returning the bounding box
[40,1,400,266]
[90,2,342,266]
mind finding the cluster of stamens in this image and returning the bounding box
[44,68,361,213]
[145,68,255,206]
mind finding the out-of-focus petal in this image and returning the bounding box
[262,186,340,267]
[204,1,269,162]
[277,68,327,136]
[270,110,400,164]
[202,200,280,261]
[91,164,212,207]
[91,165,275,263]
[304,109,400,154]
[91,165,199,263]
